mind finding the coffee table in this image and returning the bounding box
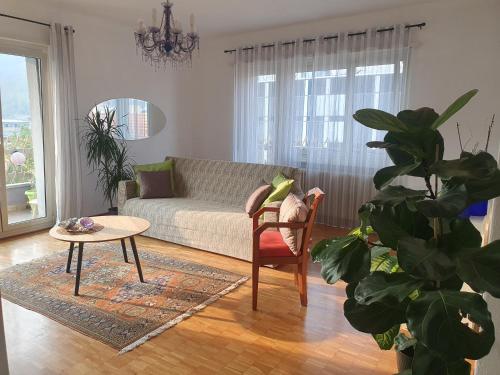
[49,216,151,296]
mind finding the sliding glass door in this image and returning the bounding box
[0,41,54,235]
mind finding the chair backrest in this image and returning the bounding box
[300,188,325,255]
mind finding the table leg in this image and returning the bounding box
[129,236,144,283]
[74,242,84,296]
[120,239,129,263]
[66,242,75,273]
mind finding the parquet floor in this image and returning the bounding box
[0,225,397,375]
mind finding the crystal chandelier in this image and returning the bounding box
[134,1,199,68]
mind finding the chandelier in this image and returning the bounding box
[134,1,199,68]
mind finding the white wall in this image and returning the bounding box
[190,0,500,163]
[1,0,196,216]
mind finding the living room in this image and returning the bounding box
[0,0,500,374]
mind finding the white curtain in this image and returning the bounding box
[50,23,82,220]
[233,25,411,227]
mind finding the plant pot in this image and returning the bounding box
[460,200,488,218]
[396,347,413,372]
[25,188,37,201]
[108,207,118,215]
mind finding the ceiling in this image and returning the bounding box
[36,0,437,36]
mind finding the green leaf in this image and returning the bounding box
[430,89,479,130]
[455,240,500,297]
[366,141,426,159]
[384,130,444,178]
[439,275,464,291]
[398,238,456,280]
[344,296,407,334]
[463,170,500,204]
[348,225,374,238]
[311,236,370,284]
[395,332,417,352]
[373,325,400,350]
[371,252,399,273]
[406,291,494,360]
[397,107,439,129]
[355,272,424,305]
[373,162,421,190]
[371,186,427,206]
[415,184,468,218]
[397,370,412,375]
[353,109,410,133]
[430,151,498,180]
[446,218,482,251]
[369,208,409,249]
[412,343,471,375]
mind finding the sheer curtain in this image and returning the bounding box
[50,23,82,220]
[233,25,411,227]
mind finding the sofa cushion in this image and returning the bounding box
[259,231,295,257]
[121,197,253,250]
[134,159,174,193]
[271,172,289,189]
[138,171,174,199]
[279,193,308,255]
[245,184,272,217]
[263,178,294,206]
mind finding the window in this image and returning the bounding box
[254,62,406,162]
[0,43,54,228]
[233,28,411,227]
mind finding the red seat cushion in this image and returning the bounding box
[259,231,295,257]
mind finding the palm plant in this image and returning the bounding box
[312,90,500,375]
[82,106,133,211]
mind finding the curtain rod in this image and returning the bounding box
[0,13,76,32]
[224,22,425,53]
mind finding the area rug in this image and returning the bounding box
[0,243,248,353]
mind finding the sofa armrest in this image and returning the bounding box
[118,180,138,211]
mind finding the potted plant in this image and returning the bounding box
[312,89,500,374]
[82,106,134,214]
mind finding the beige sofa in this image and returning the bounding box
[118,157,303,261]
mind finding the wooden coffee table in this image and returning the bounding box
[49,216,151,296]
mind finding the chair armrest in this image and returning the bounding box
[254,221,307,236]
[252,206,280,230]
[117,180,138,212]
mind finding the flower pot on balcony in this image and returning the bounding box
[24,188,38,218]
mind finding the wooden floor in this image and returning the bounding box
[0,225,397,375]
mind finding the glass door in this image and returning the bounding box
[0,43,54,235]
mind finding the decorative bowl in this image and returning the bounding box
[58,217,96,233]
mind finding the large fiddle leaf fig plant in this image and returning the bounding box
[312,89,500,375]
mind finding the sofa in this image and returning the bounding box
[118,157,304,261]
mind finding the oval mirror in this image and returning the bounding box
[89,98,166,140]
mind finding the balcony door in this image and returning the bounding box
[0,40,55,236]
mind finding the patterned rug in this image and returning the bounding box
[0,243,248,353]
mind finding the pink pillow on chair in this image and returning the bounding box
[279,193,309,255]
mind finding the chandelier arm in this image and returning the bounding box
[135,1,199,68]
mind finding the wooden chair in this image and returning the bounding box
[251,188,325,310]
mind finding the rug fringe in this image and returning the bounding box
[118,275,249,354]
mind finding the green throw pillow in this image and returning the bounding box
[262,178,294,206]
[271,172,289,189]
[134,159,174,194]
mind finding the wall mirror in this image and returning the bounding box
[89,98,166,140]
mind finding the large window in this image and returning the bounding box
[0,41,54,232]
[253,61,406,164]
[233,28,411,227]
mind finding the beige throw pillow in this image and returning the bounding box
[245,185,273,217]
[279,193,309,255]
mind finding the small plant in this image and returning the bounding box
[312,90,500,375]
[82,106,133,210]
